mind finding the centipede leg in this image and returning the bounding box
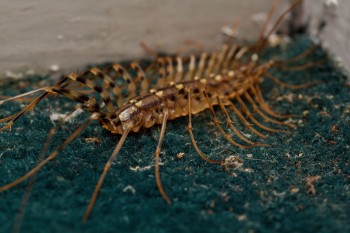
[276,59,326,72]
[263,72,321,89]
[130,62,150,95]
[12,105,83,232]
[0,88,50,106]
[154,109,171,204]
[228,100,267,139]
[236,95,288,134]
[202,90,253,149]
[83,125,131,222]
[216,97,269,147]
[12,107,76,233]
[244,91,296,128]
[186,89,223,165]
[0,92,50,132]
[155,58,167,86]
[275,46,316,65]
[196,52,208,79]
[67,72,117,113]
[250,85,298,119]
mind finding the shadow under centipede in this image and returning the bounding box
[0,36,349,233]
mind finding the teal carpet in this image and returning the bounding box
[0,37,349,233]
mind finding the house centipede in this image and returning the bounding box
[0,0,326,226]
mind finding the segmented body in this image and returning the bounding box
[0,0,312,223]
[43,45,267,136]
[56,45,266,134]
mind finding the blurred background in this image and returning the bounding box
[0,0,348,79]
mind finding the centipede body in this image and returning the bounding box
[0,34,322,212]
[1,1,349,232]
[1,35,348,233]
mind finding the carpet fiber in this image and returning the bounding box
[0,37,349,233]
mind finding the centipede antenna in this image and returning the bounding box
[258,0,281,42]
[83,125,131,222]
[155,109,171,205]
[0,88,50,105]
[183,39,205,53]
[264,0,303,41]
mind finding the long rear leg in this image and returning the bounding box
[11,127,55,233]
[11,106,82,233]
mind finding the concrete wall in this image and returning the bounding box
[0,0,287,78]
[1,0,349,79]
